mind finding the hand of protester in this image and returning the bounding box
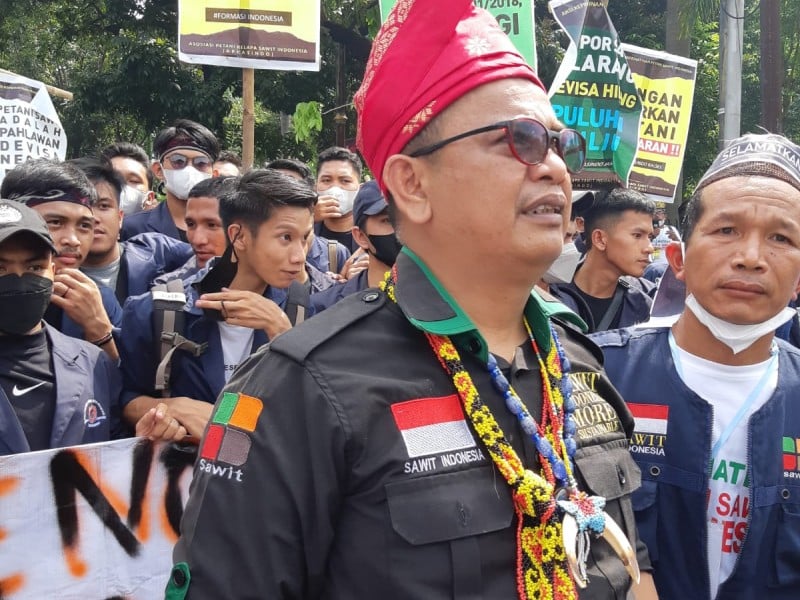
[196,288,292,339]
[136,402,189,442]
[50,268,114,340]
[340,249,369,280]
[165,396,214,439]
[142,191,159,211]
[314,194,342,222]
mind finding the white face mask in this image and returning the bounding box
[162,166,211,200]
[684,293,795,354]
[322,186,358,215]
[119,185,146,215]
[542,242,581,284]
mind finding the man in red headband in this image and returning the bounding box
[169,1,654,598]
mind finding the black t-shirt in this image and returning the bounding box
[319,222,355,253]
[0,329,56,451]
[572,285,621,330]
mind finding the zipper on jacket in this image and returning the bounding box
[703,403,714,600]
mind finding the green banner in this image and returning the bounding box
[379,0,537,69]
[548,0,642,189]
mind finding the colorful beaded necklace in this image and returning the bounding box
[382,270,582,599]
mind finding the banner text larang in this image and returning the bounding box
[623,44,698,203]
[548,0,642,189]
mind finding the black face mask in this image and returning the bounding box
[0,273,52,335]
[368,233,403,267]
[193,245,238,321]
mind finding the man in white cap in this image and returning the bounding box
[594,132,800,599]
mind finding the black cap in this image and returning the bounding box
[0,200,57,252]
[353,181,388,229]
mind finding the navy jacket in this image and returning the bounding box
[119,272,290,404]
[310,270,368,313]
[307,235,351,274]
[114,233,193,302]
[552,276,655,332]
[592,327,800,599]
[120,202,181,241]
[0,323,124,455]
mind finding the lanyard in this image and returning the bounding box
[668,331,778,461]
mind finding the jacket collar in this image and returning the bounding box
[392,247,585,362]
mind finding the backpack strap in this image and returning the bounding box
[283,280,310,326]
[596,283,626,332]
[151,279,207,397]
[328,240,339,273]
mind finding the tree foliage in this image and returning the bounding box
[0,0,797,186]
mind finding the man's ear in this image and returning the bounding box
[665,241,685,281]
[151,161,164,182]
[590,228,607,251]
[351,225,371,252]
[382,155,432,226]
[228,223,245,254]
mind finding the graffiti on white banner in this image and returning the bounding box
[0,73,68,184]
[0,438,194,599]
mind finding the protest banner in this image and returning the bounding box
[0,438,195,599]
[548,0,642,189]
[379,0,537,68]
[178,0,321,71]
[0,72,67,186]
[623,44,698,203]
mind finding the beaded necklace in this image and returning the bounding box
[382,270,583,599]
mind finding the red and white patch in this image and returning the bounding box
[628,403,669,435]
[391,395,475,458]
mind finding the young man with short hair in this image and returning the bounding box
[314,146,363,251]
[0,200,123,455]
[213,150,242,177]
[593,133,800,599]
[266,158,351,276]
[553,187,656,332]
[121,119,220,242]
[100,141,158,215]
[154,176,236,286]
[311,180,402,312]
[70,157,193,302]
[1,159,122,360]
[122,169,316,440]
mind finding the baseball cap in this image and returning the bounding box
[0,200,57,252]
[353,181,388,229]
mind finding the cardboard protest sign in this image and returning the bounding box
[548,0,642,189]
[623,44,698,203]
[0,438,195,599]
[178,0,321,71]
[0,72,67,185]
[379,0,537,68]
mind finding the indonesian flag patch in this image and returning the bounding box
[628,403,669,435]
[391,394,476,458]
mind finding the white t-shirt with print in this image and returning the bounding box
[670,336,777,598]
[218,321,255,383]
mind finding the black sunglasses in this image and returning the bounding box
[163,153,213,172]
[409,117,586,174]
